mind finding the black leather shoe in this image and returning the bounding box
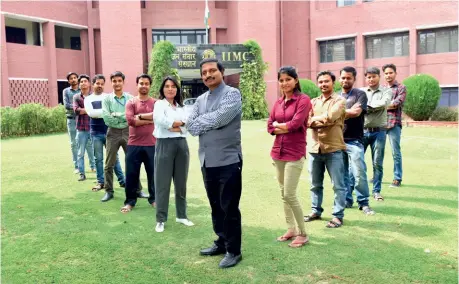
[101,192,114,202]
[137,191,149,198]
[219,253,242,268]
[199,244,226,256]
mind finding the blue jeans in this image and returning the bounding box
[76,130,95,174]
[363,130,387,194]
[387,125,403,181]
[66,118,78,169]
[308,150,347,219]
[344,140,370,207]
[91,133,125,185]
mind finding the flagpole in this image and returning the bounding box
[205,0,209,44]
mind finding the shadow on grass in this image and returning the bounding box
[377,205,455,220]
[390,195,458,209]
[2,191,458,284]
[344,218,441,237]
[401,184,458,193]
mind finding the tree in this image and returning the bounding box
[147,41,180,97]
[239,40,269,120]
[403,74,441,121]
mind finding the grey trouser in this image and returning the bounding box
[155,137,189,222]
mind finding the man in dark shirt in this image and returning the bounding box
[63,72,81,174]
[339,66,375,215]
[72,74,96,181]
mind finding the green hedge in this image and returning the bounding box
[299,79,320,99]
[298,79,341,99]
[430,107,458,121]
[1,104,67,138]
[403,74,441,121]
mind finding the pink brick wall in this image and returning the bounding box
[9,79,49,107]
[56,49,86,80]
[2,1,88,27]
[6,43,48,78]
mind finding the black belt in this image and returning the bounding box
[365,127,383,132]
[66,116,75,119]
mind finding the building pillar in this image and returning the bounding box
[409,27,417,75]
[146,27,152,62]
[86,28,96,78]
[1,14,11,107]
[42,22,58,107]
[355,33,365,87]
[99,1,143,93]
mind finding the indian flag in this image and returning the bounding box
[204,0,210,28]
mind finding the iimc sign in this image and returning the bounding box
[221,51,251,62]
[171,44,255,70]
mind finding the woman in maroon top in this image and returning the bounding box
[267,66,312,248]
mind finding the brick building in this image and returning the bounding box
[1,0,458,109]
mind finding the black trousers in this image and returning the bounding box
[124,145,155,206]
[201,160,242,255]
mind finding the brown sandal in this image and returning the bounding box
[92,183,104,192]
[120,205,134,213]
[288,235,309,248]
[276,232,297,242]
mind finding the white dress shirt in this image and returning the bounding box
[153,99,188,138]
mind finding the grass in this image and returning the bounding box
[1,121,458,284]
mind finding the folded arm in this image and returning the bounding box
[187,89,242,136]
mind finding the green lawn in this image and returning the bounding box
[2,121,458,284]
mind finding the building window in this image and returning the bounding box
[140,0,146,8]
[152,29,207,45]
[319,38,355,63]
[55,26,81,50]
[363,0,374,2]
[418,26,458,54]
[337,0,356,7]
[92,1,99,8]
[5,17,41,46]
[365,33,409,59]
[439,87,458,107]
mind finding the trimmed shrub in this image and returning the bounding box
[147,40,181,98]
[299,79,320,99]
[299,79,341,99]
[402,74,441,121]
[430,107,458,121]
[334,81,342,93]
[239,40,269,120]
[1,104,67,138]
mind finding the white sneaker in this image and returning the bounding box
[176,218,194,226]
[74,169,80,174]
[155,222,165,232]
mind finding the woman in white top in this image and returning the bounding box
[153,76,194,233]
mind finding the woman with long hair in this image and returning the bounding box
[153,76,194,233]
[267,66,312,248]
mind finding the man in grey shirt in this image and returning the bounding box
[187,58,243,269]
[361,67,392,201]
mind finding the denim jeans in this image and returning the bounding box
[308,150,347,219]
[387,125,403,181]
[344,140,370,207]
[76,130,95,174]
[66,118,78,169]
[363,130,387,194]
[91,133,125,185]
